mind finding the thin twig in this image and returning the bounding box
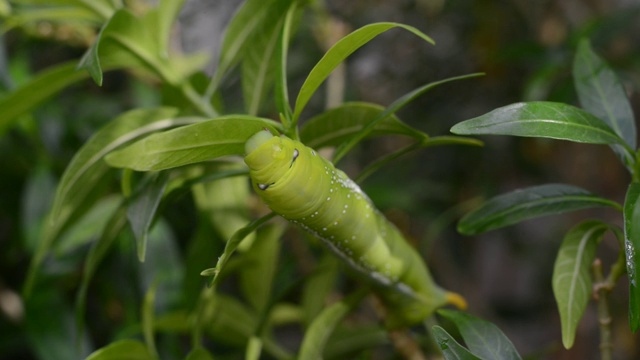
[592,258,613,360]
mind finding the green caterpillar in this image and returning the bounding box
[244,130,464,328]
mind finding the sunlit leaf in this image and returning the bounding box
[458,183,621,235]
[105,115,281,171]
[431,326,482,360]
[573,39,636,159]
[85,339,153,360]
[450,101,628,147]
[552,220,609,348]
[298,288,369,360]
[623,182,640,332]
[438,309,522,360]
[292,22,434,124]
[274,1,298,124]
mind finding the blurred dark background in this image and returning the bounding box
[1,0,639,359]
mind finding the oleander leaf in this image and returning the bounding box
[431,326,482,360]
[623,182,640,332]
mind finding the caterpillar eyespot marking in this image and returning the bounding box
[244,131,465,327]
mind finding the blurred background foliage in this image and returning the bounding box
[0,0,639,359]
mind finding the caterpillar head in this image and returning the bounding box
[244,131,300,190]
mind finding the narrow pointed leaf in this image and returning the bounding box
[293,22,434,123]
[142,281,159,358]
[553,220,609,348]
[623,182,640,331]
[127,172,169,262]
[85,339,153,360]
[573,39,636,150]
[437,310,522,360]
[0,61,91,136]
[105,116,281,171]
[156,0,186,57]
[300,102,427,149]
[451,101,627,146]
[333,73,484,162]
[431,326,482,360]
[458,184,621,235]
[24,107,193,297]
[274,1,297,124]
[298,288,369,360]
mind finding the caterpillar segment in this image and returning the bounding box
[244,130,465,328]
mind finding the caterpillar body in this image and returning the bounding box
[244,131,464,328]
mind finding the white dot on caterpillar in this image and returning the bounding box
[326,197,331,201]
[342,210,346,213]
[344,204,348,208]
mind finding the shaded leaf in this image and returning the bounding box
[142,281,159,359]
[438,310,522,360]
[0,61,92,136]
[333,73,484,163]
[127,172,169,261]
[573,39,636,153]
[301,254,339,325]
[458,184,621,235]
[450,101,627,147]
[85,339,153,360]
[293,22,434,124]
[623,182,640,332]
[24,107,193,297]
[552,220,609,348]
[105,115,281,171]
[185,347,215,360]
[299,102,426,149]
[431,326,482,360]
[298,288,369,360]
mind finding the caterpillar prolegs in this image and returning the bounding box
[244,130,464,328]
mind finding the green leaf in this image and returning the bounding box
[623,182,640,331]
[274,1,297,125]
[241,0,291,115]
[450,101,628,147]
[201,293,258,346]
[573,39,636,151]
[142,281,159,359]
[156,0,186,57]
[431,326,482,360]
[552,220,609,348]
[127,172,169,262]
[301,254,339,325]
[246,336,263,360]
[85,339,153,360]
[292,22,435,124]
[206,212,277,287]
[185,346,215,360]
[239,223,285,313]
[105,115,281,171]
[299,102,426,149]
[75,205,128,351]
[458,183,621,235]
[298,288,369,360]
[437,310,522,360]
[333,73,484,163]
[24,107,193,298]
[0,61,91,136]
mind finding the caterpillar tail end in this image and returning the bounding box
[445,291,467,310]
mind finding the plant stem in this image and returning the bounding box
[592,258,613,360]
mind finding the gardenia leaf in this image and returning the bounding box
[623,183,640,332]
[292,22,434,124]
[450,101,627,146]
[105,116,281,171]
[85,339,153,360]
[431,326,482,360]
[458,183,621,235]
[553,220,608,349]
[437,309,522,360]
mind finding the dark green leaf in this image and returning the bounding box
[333,73,484,163]
[431,326,482,360]
[300,102,426,149]
[24,107,192,298]
[573,39,636,150]
[0,61,91,136]
[85,339,153,360]
[458,184,621,235]
[142,281,158,358]
[553,220,609,348]
[450,101,627,146]
[185,347,215,360]
[623,182,640,331]
[127,172,169,262]
[301,254,339,325]
[293,22,434,124]
[437,310,521,360]
[298,288,369,360]
[105,115,281,171]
